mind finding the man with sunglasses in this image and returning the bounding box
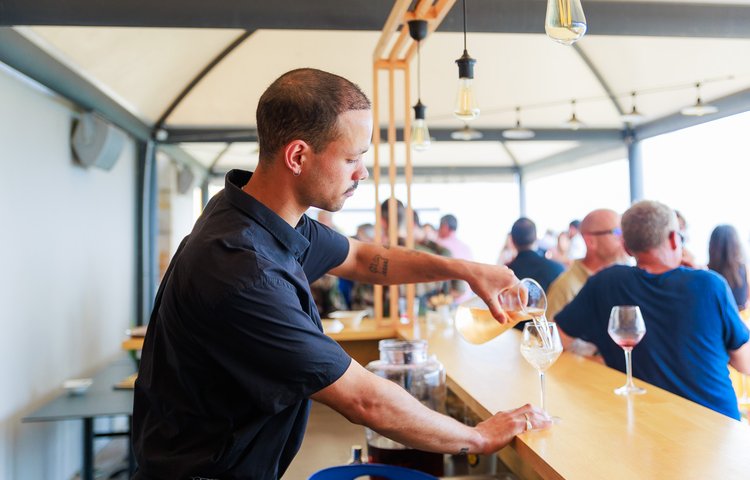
[547,209,628,326]
[555,200,750,420]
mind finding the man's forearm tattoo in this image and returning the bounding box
[369,255,389,276]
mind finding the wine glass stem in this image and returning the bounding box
[624,347,635,388]
[539,370,546,412]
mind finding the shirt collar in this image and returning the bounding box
[224,169,310,259]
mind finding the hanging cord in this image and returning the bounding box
[417,40,422,101]
[462,0,468,51]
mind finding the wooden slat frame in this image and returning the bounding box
[371,0,456,327]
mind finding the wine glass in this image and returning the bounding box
[520,322,563,418]
[608,305,647,395]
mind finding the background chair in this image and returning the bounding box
[308,463,439,480]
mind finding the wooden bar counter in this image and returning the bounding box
[399,320,750,480]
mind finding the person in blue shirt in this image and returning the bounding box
[556,200,750,420]
[506,217,565,292]
[133,68,550,479]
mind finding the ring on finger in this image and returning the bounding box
[523,413,532,432]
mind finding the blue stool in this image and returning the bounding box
[308,463,439,480]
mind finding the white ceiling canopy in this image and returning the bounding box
[4,0,750,179]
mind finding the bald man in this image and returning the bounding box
[547,209,628,328]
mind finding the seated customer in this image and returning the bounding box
[707,224,748,311]
[556,200,750,419]
[547,209,628,357]
[507,217,565,291]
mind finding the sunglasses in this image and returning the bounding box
[584,227,622,237]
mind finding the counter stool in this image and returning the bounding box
[308,463,439,480]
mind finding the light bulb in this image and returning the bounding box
[451,124,483,141]
[504,107,535,140]
[680,101,718,117]
[545,0,587,46]
[621,92,644,124]
[681,83,718,116]
[565,113,583,130]
[411,119,431,151]
[454,50,479,121]
[621,107,644,124]
[411,101,431,151]
[564,100,583,130]
[503,123,535,140]
[454,77,480,121]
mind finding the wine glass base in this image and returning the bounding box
[614,385,646,395]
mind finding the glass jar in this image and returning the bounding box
[365,339,446,476]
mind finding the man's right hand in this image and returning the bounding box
[474,404,552,453]
[463,262,519,324]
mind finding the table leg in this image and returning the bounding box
[128,415,136,475]
[82,417,94,480]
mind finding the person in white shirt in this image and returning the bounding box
[566,219,586,261]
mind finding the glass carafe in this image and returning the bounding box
[455,278,547,344]
[365,339,446,476]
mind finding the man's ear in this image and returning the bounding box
[667,230,680,250]
[283,140,309,176]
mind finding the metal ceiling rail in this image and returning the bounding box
[0,26,208,182]
[521,141,626,176]
[429,128,624,143]
[634,87,750,142]
[0,27,152,141]
[153,31,254,134]
[161,127,624,144]
[210,164,520,180]
[5,1,750,39]
[572,43,625,118]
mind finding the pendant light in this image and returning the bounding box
[408,19,430,151]
[454,0,479,121]
[545,0,587,46]
[451,123,483,141]
[680,82,718,116]
[564,99,584,130]
[620,92,645,124]
[503,107,535,140]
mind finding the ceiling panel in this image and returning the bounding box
[22,26,244,123]
[580,35,750,124]
[168,29,381,127]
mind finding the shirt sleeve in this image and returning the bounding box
[204,274,352,414]
[298,216,350,283]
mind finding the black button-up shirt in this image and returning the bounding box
[133,170,352,479]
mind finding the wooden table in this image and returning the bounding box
[399,321,750,480]
[123,319,397,366]
[327,318,397,365]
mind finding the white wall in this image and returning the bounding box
[0,66,136,479]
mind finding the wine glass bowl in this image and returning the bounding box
[520,322,563,417]
[608,305,646,395]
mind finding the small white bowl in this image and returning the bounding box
[328,310,369,329]
[63,378,93,396]
[322,319,345,334]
